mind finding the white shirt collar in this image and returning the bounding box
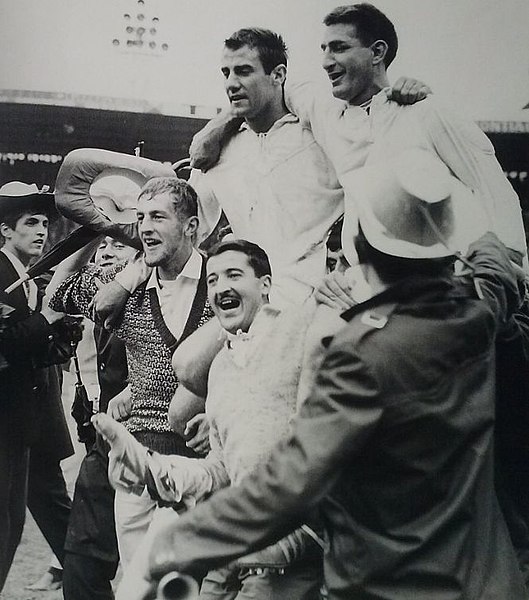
[239,112,299,135]
[146,248,202,291]
[224,304,278,346]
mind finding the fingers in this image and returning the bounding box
[107,398,131,421]
[92,413,120,443]
[316,272,357,310]
[389,77,432,105]
[183,413,203,436]
[186,436,210,455]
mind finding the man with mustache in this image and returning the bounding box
[94,239,326,600]
[49,177,214,581]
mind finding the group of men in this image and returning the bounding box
[1,3,528,600]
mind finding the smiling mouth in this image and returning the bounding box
[328,72,344,85]
[216,296,241,311]
[143,238,161,249]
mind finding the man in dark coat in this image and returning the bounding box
[96,149,528,599]
[0,182,74,592]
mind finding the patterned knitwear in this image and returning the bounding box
[50,260,213,455]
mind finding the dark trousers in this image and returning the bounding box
[63,552,117,600]
[62,435,119,600]
[27,450,72,566]
[0,428,29,592]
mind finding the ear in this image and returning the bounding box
[0,223,12,239]
[370,40,388,66]
[259,274,272,297]
[184,215,199,238]
[270,64,287,86]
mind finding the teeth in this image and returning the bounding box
[218,297,240,309]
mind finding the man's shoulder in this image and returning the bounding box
[0,251,16,284]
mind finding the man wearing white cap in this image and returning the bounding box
[100,149,527,599]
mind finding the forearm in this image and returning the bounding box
[49,263,122,319]
[145,450,229,504]
[172,318,225,397]
[422,100,526,255]
[148,346,382,577]
[0,311,56,363]
[189,108,243,171]
[44,235,104,307]
[466,232,522,324]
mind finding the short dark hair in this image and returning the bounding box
[138,177,198,219]
[224,28,288,74]
[207,238,272,278]
[354,226,454,284]
[324,4,398,68]
[0,207,50,232]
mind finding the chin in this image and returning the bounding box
[331,85,352,101]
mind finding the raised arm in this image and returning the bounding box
[189,109,244,172]
[144,338,382,581]
[416,100,526,257]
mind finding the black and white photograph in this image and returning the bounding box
[1,1,528,598]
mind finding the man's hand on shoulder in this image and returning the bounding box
[388,77,432,105]
[90,279,130,329]
[189,110,244,172]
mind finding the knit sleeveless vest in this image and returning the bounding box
[116,258,213,454]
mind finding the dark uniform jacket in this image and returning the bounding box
[0,251,73,459]
[144,234,527,600]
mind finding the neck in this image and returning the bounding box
[349,71,389,107]
[157,246,193,280]
[3,243,31,267]
[362,263,388,296]
[246,99,288,134]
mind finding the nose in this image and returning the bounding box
[321,48,335,72]
[36,223,47,237]
[139,216,153,234]
[225,72,241,93]
[216,276,233,295]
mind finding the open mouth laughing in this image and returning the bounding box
[216,293,241,312]
[327,71,345,86]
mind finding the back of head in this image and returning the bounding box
[343,148,488,281]
[138,176,198,219]
[208,238,272,278]
[324,3,398,67]
[224,28,288,74]
[354,226,455,284]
